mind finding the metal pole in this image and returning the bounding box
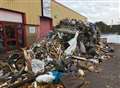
[41,0,44,16]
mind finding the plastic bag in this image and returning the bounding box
[65,31,79,55]
[31,59,45,74]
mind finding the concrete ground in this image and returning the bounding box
[85,44,120,88]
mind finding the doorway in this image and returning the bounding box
[0,22,24,52]
[39,17,53,39]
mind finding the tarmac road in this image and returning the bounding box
[85,44,120,88]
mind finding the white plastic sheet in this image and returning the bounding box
[36,72,55,83]
[80,41,86,53]
[65,31,79,55]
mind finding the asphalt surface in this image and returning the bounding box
[85,44,120,88]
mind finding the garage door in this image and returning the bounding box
[0,10,23,23]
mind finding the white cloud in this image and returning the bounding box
[57,0,120,24]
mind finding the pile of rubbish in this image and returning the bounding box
[0,19,114,88]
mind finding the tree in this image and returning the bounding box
[95,21,111,33]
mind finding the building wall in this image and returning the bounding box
[0,0,41,46]
[0,0,41,25]
[51,1,87,26]
[0,0,87,46]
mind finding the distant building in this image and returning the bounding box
[51,0,87,26]
[0,0,87,52]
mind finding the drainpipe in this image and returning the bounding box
[41,0,44,16]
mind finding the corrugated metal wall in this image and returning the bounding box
[51,1,87,26]
[0,0,41,25]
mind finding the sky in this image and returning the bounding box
[56,0,120,25]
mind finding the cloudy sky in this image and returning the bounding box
[57,0,120,25]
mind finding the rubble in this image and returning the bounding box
[0,19,114,88]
